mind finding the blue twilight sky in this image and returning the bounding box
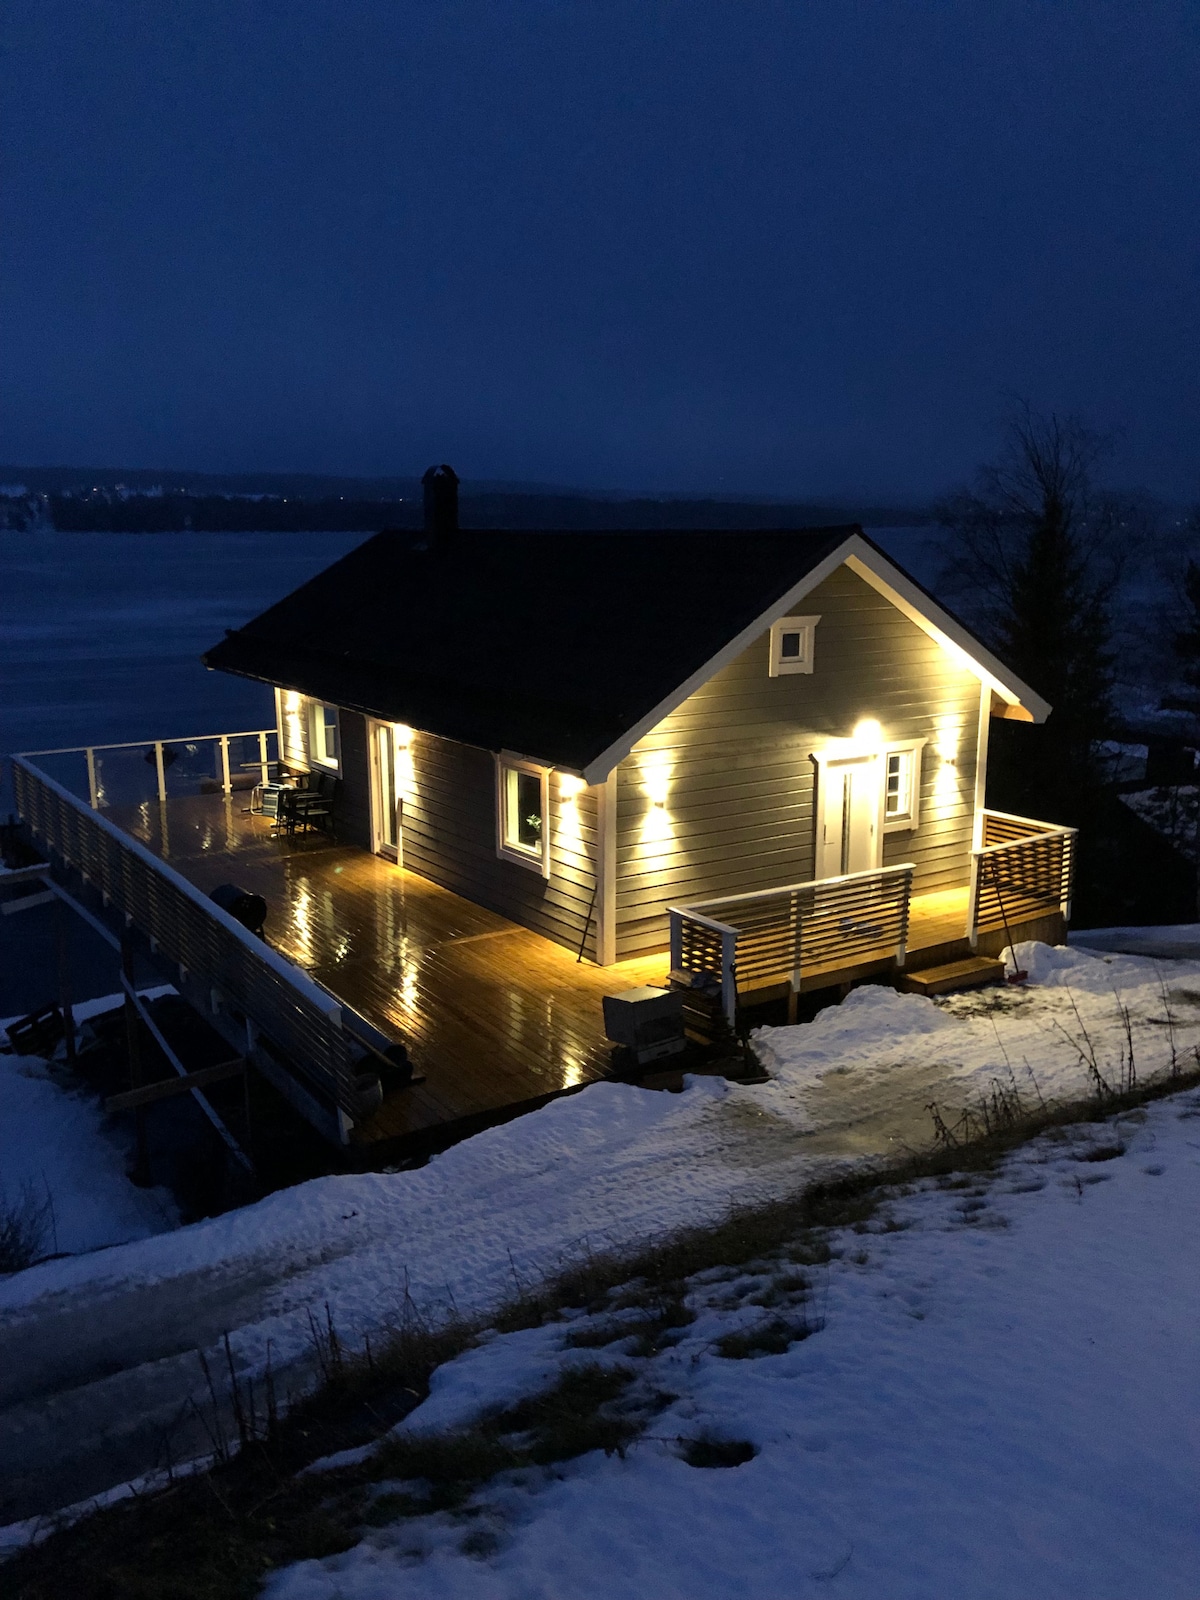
[2,1,1197,501]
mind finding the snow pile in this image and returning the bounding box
[0,999,178,1260]
[266,1089,1200,1600]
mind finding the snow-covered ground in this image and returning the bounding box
[0,991,178,1260]
[1,941,1196,1379]
[265,1084,1200,1600]
[2,940,1199,1541]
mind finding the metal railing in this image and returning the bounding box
[19,730,279,810]
[11,754,368,1126]
[967,808,1077,946]
[670,863,915,1026]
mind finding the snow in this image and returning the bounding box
[2,943,1198,1383]
[0,992,178,1260]
[264,1088,1200,1600]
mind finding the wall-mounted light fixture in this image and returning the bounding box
[643,762,671,807]
[852,717,884,751]
[559,773,586,801]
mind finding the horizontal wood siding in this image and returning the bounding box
[614,562,982,958]
[399,729,601,959]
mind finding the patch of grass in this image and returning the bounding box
[564,1293,694,1356]
[715,1316,814,1359]
[0,1178,56,1274]
[1075,1143,1125,1162]
[679,1435,758,1469]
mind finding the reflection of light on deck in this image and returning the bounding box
[291,881,314,964]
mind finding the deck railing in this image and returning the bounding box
[19,730,280,811]
[670,863,915,1026]
[967,808,1077,946]
[11,753,368,1129]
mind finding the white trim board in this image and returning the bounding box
[579,533,1049,785]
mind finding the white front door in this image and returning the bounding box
[817,754,881,878]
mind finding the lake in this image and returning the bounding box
[0,530,364,769]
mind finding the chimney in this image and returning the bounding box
[422,463,459,536]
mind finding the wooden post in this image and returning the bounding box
[56,895,77,1066]
[85,747,99,809]
[668,908,682,972]
[220,735,232,796]
[720,926,738,1031]
[121,935,151,1186]
[259,730,270,789]
[154,741,167,804]
[965,851,981,950]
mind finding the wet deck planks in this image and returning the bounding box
[107,795,667,1145]
[106,795,973,1149]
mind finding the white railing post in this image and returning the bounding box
[720,927,738,1030]
[154,741,167,803]
[219,735,231,796]
[85,747,98,809]
[259,730,270,788]
[669,908,683,971]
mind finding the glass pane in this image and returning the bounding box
[321,705,340,763]
[506,768,543,852]
[780,631,802,658]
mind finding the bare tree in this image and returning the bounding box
[937,403,1134,816]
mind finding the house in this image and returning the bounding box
[13,469,1073,1153]
[204,468,1067,1006]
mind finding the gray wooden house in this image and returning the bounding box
[204,471,1071,1017]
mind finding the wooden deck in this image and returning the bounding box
[107,794,667,1148]
[105,793,974,1151]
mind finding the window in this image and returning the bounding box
[496,755,550,874]
[883,739,924,830]
[310,702,340,768]
[769,615,820,676]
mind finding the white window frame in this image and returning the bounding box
[309,701,341,771]
[882,738,924,832]
[496,753,551,876]
[768,615,820,677]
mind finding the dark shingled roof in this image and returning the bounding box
[203,526,858,773]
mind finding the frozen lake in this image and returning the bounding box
[0,530,364,770]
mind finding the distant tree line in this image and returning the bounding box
[2,488,933,534]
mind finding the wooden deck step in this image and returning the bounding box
[898,956,1005,997]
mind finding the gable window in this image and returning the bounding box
[496,755,550,875]
[883,739,924,830]
[769,615,820,677]
[310,702,340,768]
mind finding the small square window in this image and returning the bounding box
[769,615,820,676]
[497,755,550,874]
[883,741,924,830]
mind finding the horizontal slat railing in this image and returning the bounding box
[670,863,914,1025]
[12,755,363,1118]
[968,809,1077,944]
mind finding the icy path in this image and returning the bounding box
[2,941,1199,1524]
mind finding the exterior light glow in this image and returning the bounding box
[642,762,671,807]
[558,773,586,800]
[394,723,413,748]
[852,718,883,750]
